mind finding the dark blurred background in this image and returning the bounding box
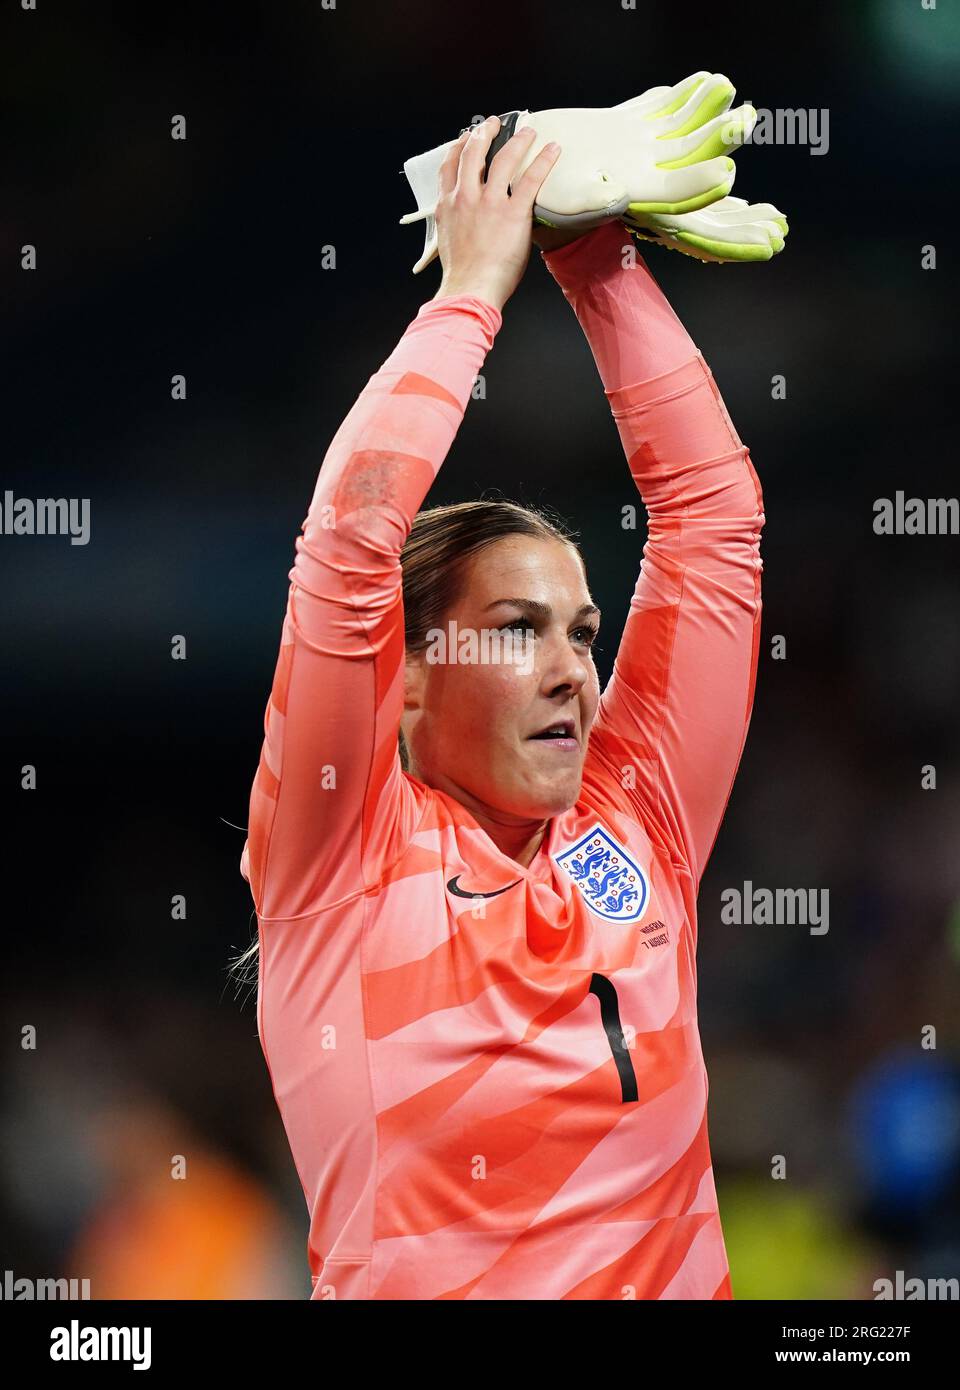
[2,0,959,1299]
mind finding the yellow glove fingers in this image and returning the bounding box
[649,73,737,135]
[627,154,736,214]
[614,71,711,117]
[656,104,757,168]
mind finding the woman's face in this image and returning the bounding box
[403,535,602,821]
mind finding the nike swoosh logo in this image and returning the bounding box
[446,875,523,900]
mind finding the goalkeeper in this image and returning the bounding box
[242,110,767,1299]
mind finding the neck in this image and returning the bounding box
[474,812,548,868]
[417,767,549,867]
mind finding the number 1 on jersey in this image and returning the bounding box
[589,973,638,1103]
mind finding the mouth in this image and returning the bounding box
[526,718,579,752]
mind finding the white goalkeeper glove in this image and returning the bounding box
[399,72,756,274]
[624,194,789,263]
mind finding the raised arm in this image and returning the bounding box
[542,220,764,889]
[241,293,501,919]
[242,118,562,919]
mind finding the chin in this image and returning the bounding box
[523,774,582,819]
[549,785,582,816]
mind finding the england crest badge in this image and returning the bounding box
[553,822,650,923]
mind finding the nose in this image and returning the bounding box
[537,629,591,700]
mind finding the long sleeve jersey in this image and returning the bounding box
[241,220,764,1300]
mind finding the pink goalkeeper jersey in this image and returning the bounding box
[241,220,764,1300]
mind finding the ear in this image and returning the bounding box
[400,648,426,765]
[403,646,426,716]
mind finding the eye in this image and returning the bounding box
[497,617,598,651]
[571,624,600,649]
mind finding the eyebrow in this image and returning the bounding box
[483,598,601,623]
